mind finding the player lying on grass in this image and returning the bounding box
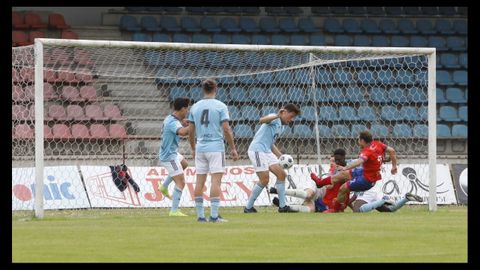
[349,189,423,213]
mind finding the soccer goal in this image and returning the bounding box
[12,39,437,218]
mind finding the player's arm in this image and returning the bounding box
[187,122,196,156]
[271,144,282,158]
[339,158,365,171]
[259,109,285,124]
[177,122,190,136]
[222,121,239,161]
[386,146,398,175]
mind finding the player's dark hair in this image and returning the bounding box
[173,97,190,111]
[359,130,373,143]
[283,103,301,115]
[333,148,346,157]
[202,78,217,94]
[333,148,347,166]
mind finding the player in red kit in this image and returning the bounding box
[311,130,397,212]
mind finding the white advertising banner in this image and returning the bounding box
[12,166,90,210]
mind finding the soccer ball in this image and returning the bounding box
[279,154,294,169]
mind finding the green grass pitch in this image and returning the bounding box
[12,205,467,262]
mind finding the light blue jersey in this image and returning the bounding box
[188,98,230,152]
[159,114,183,161]
[248,115,284,153]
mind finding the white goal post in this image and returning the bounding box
[12,38,437,218]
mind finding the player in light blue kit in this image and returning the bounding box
[188,79,239,222]
[158,97,191,217]
[244,103,301,213]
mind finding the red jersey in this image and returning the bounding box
[322,163,342,208]
[359,140,387,182]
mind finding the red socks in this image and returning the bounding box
[310,173,332,187]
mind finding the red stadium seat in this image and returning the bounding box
[103,104,125,120]
[48,104,71,121]
[60,86,84,102]
[44,69,57,83]
[85,104,109,121]
[12,86,27,102]
[24,12,48,29]
[43,83,58,100]
[79,86,101,101]
[12,31,30,46]
[61,30,78,39]
[19,67,34,82]
[48,13,70,29]
[14,124,34,139]
[89,124,110,139]
[12,12,29,29]
[71,123,91,139]
[66,104,90,121]
[75,69,94,83]
[109,124,127,138]
[44,125,53,139]
[28,31,45,43]
[12,105,30,120]
[12,68,21,82]
[52,124,73,139]
[45,48,71,65]
[57,71,79,83]
[74,49,93,65]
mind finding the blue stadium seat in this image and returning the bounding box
[345,87,365,102]
[436,88,448,103]
[160,16,181,32]
[183,51,202,66]
[262,105,278,116]
[216,75,236,85]
[255,72,274,85]
[231,33,250,44]
[452,124,467,138]
[437,70,453,86]
[249,87,271,103]
[459,53,467,69]
[400,106,419,121]
[168,87,188,101]
[453,20,467,35]
[371,36,390,47]
[429,36,448,51]
[416,19,436,34]
[132,32,151,42]
[293,124,313,138]
[398,19,418,34]
[323,18,343,33]
[331,124,350,137]
[370,88,389,103]
[319,106,339,121]
[140,16,161,32]
[279,17,299,32]
[219,17,241,32]
[410,35,428,47]
[269,87,289,103]
[389,88,408,103]
[309,33,326,45]
[212,33,231,44]
[293,69,310,84]
[244,52,265,67]
[327,88,347,102]
[156,67,177,84]
[191,33,211,43]
[437,124,451,138]
[259,17,281,32]
[239,17,260,32]
[458,106,467,122]
[271,34,289,45]
[339,106,359,121]
[309,88,328,102]
[371,124,389,138]
[358,105,378,121]
[172,33,191,43]
[233,124,254,137]
[413,124,428,138]
[203,52,224,68]
[396,70,415,85]
[189,88,203,102]
[393,124,413,138]
[251,34,269,45]
[407,88,427,103]
[440,53,460,69]
[216,88,229,103]
[180,17,201,32]
[229,87,250,102]
[300,106,316,121]
[435,19,455,35]
[357,69,376,85]
[200,17,221,32]
[379,19,399,34]
[447,36,466,51]
[351,124,368,137]
[342,18,362,33]
[453,70,467,86]
[391,36,409,47]
[120,15,142,32]
[241,106,261,121]
[361,19,381,34]
[353,35,370,46]
[439,105,460,122]
[316,69,333,84]
[418,106,428,121]
[176,68,197,84]
[334,68,353,85]
[281,125,293,138]
[223,52,244,67]
[152,33,170,42]
[290,34,307,45]
[445,87,466,103]
[377,70,395,85]
[317,125,332,138]
[381,105,401,121]
[298,17,318,32]
[334,35,353,46]
[414,70,427,86]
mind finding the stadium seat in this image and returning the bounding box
[79,86,100,101]
[172,33,191,43]
[293,124,312,138]
[418,106,428,121]
[228,106,240,120]
[44,125,53,139]
[371,36,390,47]
[333,68,353,85]
[14,124,34,139]
[458,53,467,69]
[413,124,428,138]
[439,105,460,122]
[67,104,90,121]
[89,124,110,139]
[396,70,415,85]
[42,83,58,100]
[298,17,318,32]
[409,36,428,47]
[309,33,326,45]
[309,88,327,102]
[279,17,299,32]
[428,36,448,51]
[132,32,150,42]
[351,124,368,137]
[48,104,71,121]
[453,70,467,86]
[369,88,389,103]
[85,104,109,121]
[400,106,419,121]
[271,34,289,45]
[230,87,250,102]
[390,36,409,47]
[12,105,30,121]
[298,106,316,121]
[233,124,253,138]
[436,88,448,103]
[160,16,182,32]
[60,86,84,102]
[458,106,467,122]
[290,34,307,45]
[371,124,389,138]
[231,33,250,44]
[452,124,467,138]
[315,125,330,138]
[376,70,395,85]
[334,35,353,46]
[437,124,451,138]
[71,123,91,139]
[345,87,365,102]
[203,52,224,68]
[323,18,343,33]
[327,88,346,102]
[407,88,427,103]
[353,35,370,46]
[398,19,417,34]
[437,70,453,86]
[12,31,30,46]
[251,34,269,45]
[48,13,70,29]
[181,16,201,32]
[331,124,350,137]
[140,16,161,32]
[104,104,125,120]
[119,15,142,32]
[219,17,241,32]
[361,19,381,34]
[24,12,47,29]
[357,69,376,85]
[453,20,467,35]
[28,31,45,43]
[319,106,339,121]
[342,18,362,33]
[379,19,399,34]
[52,123,73,139]
[440,53,460,69]
[212,33,230,44]
[152,33,170,42]
[435,19,455,35]
[109,124,127,138]
[446,36,466,51]
[200,17,221,32]
[269,87,288,103]
[338,106,359,121]
[416,19,436,34]
[12,12,29,29]
[12,86,27,102]
[381,105,401,121]
[393,124,413,138]
[259,17,281,32]
[389,88,408,103]
[240,106,260,121]
[445,88,466,103]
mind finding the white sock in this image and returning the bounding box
[285,189,308,199]
[289,204,312,213]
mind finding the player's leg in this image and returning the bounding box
[207,152,227,222]
[351,199,367,212]
[244,151,269,213]
[386,192,423,212]
[160,154,187,200]
[194,152,209,222]
[169,173,188,216]
[311,170,350,188]
[269,187,312,200]
[270,164,295,212]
